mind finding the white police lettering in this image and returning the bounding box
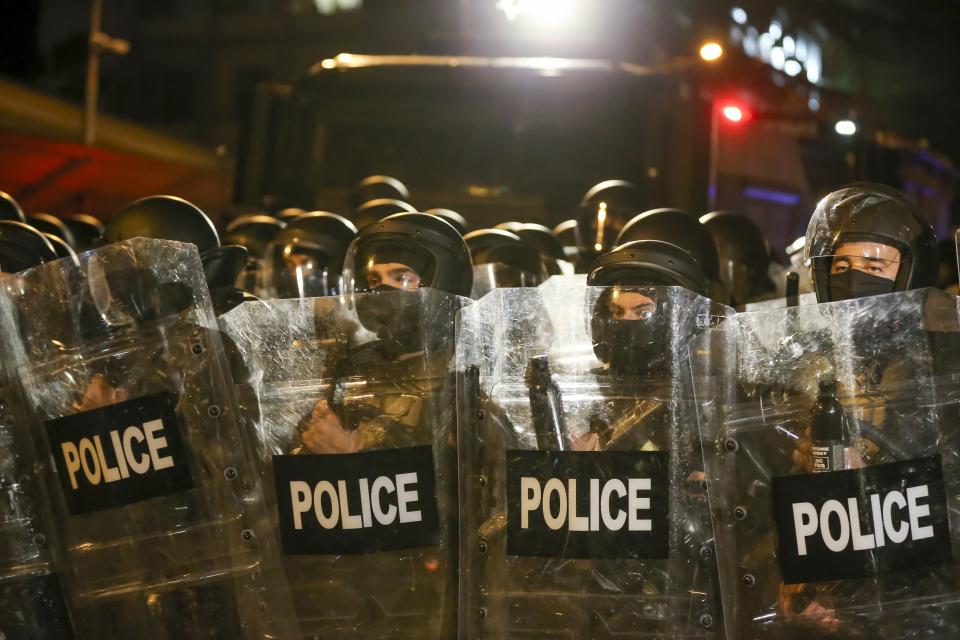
[289,472,424,530]
[792,484,935,556]
[60,418,176,490]
[519,476,652,532]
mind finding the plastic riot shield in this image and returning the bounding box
[457,285,730,639]
[0,292,74,638]
[220,287,465,638]
[692,288,960,639]
[0,238,298,638]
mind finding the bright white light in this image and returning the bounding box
[731,7,747,24]
[784,59,802,76]
[769,20,783,40]
[835,120,857,136]
[770,47,785,70]
[759,33,774,52]
[497,0,575,27]
[795,37,808,62]
[782,35,795,56]
[699,42,724,62]
[743,28,759,57]
[722,105,745,122]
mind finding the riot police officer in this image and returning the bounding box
[64,214,105,251]
[617,208,728,304]
[106,195,256,315]
[262,211,357,298]
[0,220,75,639]
[246,212,469,638]
[464,228,546,298]
[0,220,58,273]
[805,183,938,302]
[351,197,416,233]
[347,175,411,213]
[27,212,76,249]
[577,180,647,269]
[426,208,469,235]
[700,210,779,305]
[514,223,575,276]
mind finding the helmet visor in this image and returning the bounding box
[264,241,339,298]
[344,239,436,294]
[470,262,543,299]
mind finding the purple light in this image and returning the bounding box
[742,187,801,206]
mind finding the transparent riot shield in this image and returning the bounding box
[692,288,960,639]
[0,290,74,638]
[457,285,730,639]
[0,238,298,638]
[220,287,465,638]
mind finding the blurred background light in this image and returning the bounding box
[699,41,724,62]
[835,119,857,135]
[496,0,576,28]
[731,7,747,25]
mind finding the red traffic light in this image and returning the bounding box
[719,102,752,124]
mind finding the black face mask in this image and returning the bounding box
[593,317,669,375]
[355,285,456,359]
[829,269,896,302]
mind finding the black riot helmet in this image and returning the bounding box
[223,214,285,259]
[44,233,79,263]
[28,213,76,249]
[587,240,708,375]
[464,228,546,298]
[202,245,249,289]
[106,195,220,254]
[588,240,709,295]
[804,183,938,302]
[343,212,472,296]
[617,208,720,282]
[578,180,647,264]
[265,212,358,298]
[0,221,58,273]
[64,214,105,250]
[699,210,776,304]
[202,245,256,315]
[0,191,26,222]
[351,198,416,233]
[348,175,410,213]
[513,223,572,276]
[426,209,469,236]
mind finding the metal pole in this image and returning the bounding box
[708,100,719,210]
[83,0,103,146]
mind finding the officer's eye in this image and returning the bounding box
[832,261,850,273]
[639,309,655,320]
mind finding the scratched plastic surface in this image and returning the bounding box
[0,238,298,639]
[456,285,731,639]
[221,288,467,639]
[691,288,960,639]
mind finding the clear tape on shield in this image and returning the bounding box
[220,287,465,638]
[0,238,298,638]
[692,288,960,639]
[457,285,731,639]
[0,293,75,638]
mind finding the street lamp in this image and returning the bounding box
[699,41,724,62]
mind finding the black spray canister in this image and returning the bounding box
[810,375,850,473]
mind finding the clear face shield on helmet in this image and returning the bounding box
[470,262,544,299]
[263,240,340,299]
[809,241,902,301]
